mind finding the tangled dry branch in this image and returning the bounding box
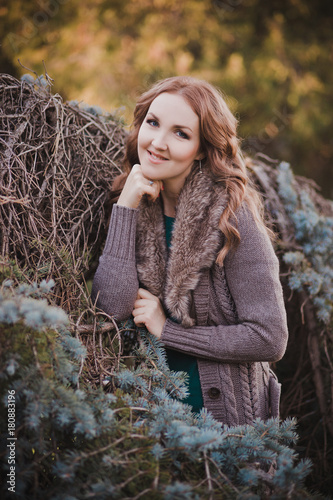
[0,73,127,312]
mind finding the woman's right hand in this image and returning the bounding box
[117,164,162,209]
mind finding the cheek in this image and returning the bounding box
[138,126,150,149]
[137,128,146,162]
[177,143,200,163]
[137,128,143,150]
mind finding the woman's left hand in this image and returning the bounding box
[132,288,166,339]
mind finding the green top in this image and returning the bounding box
[164,214,204,413]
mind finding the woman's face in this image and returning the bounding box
[137,92,202,187]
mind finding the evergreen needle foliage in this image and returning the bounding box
[0,279,321,499]
[277,162,333,326]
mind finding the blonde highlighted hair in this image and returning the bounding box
[113,76,269,265]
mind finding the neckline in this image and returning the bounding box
[164,213,175,220]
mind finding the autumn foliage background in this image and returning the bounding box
[1,0,333,198]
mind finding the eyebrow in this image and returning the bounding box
[147,112,193,132]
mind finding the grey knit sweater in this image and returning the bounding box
[92,167,288,426]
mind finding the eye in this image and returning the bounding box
[176,129,189,139]
[146,119,159,127]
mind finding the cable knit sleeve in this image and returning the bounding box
[161,207,288,363]
[91,204,139,321]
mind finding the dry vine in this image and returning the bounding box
[0,73,127,313]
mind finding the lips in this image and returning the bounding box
[148,150,168,161]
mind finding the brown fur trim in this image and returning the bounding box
[135,165,228,327]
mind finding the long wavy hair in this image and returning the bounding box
[112,76,269,265]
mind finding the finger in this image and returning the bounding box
[145,179,161,188]
[129,166,157,193]
[134,298,150,309]
[137,288,157,300]
[145,177,162,192]
[131,164,142,172]
[132,305,146,317]
[133,314,146,327]
[129,168,162,201]
[145,182,161,201]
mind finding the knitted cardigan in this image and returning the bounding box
[92,165,288,426]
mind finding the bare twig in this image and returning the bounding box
[0,73,127,315]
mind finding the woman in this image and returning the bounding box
[92,76,288,425]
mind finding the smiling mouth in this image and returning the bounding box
[148,150,168,161]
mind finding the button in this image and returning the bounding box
[208,387,221,399]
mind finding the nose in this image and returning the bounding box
[151,130,167,150]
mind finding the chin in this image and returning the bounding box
[141,165,162,180]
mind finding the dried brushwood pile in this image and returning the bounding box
[0,73,127,312]
[0,73,332,493]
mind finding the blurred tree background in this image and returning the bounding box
[1,0,332,198]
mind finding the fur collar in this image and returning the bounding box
[135,165,228,327]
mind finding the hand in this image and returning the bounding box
[117,164,162,209]
[132,288,166,339]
